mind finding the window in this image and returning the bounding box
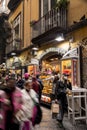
[40,0,56,17]
[14,24,19,39]
[12,14,21,48]
[13,15,21,40]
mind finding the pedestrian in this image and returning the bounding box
[32,76,40,101]
[0,78,23,130]
[36,74,44,101]
[24,73,30,81]
[16,74,24,89]
[18,80,39,130]
[55,74,72,127]
[52,75,60,100]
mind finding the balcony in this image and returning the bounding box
[31,7,67,44]
[6,39,21,55]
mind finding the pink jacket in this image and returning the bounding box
[0,88,23,130]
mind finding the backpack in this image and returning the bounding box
[34,104,42,125]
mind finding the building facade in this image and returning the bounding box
[31,0,87,93]
[6,0,87,89]
[6,0,39,75]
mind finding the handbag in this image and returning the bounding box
[51,101,59,119]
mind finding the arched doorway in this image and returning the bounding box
[39,51,62,75]
[38,51,63,105]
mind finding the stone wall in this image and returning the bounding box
[81,48,87,88]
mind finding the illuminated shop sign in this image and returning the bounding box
[37,47,66,60]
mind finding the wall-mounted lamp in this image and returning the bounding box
[55,34,65,42]
[32,47,39,51]
[11,52,16,56]
[32,46,39,56]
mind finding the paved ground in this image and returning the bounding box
[34,106,87,130]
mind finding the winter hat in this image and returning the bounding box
[24,73,30,79]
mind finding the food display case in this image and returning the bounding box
[40,74,53,105]
[61,58,78,86]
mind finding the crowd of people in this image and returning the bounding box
[0,72,43,130]
[0,71,72,129]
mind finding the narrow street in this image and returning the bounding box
[35,106,87,130]
[35,106,59,130]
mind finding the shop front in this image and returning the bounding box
[62,47,79,86]
[36,47,66,105]
[36,47,80,105]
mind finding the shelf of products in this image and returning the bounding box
[40,74,53,104]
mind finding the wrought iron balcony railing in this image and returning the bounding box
[32,7,67,39]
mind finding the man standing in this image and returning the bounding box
[36,74,44,101]
[55,75,72,127]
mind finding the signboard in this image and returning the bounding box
[62,48,79,59]
[12,57,22,68]
[30,58,39,65]
[37,47,66,60]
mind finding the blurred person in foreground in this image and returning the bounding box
[0,78,23,130]
[17,80,39,130]
[55,74,72,127]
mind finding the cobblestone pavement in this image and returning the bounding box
[34,106,87,130]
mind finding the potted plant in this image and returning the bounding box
[55,0,69,8]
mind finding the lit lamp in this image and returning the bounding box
[32,47,39,56]
[11,52,16,56]
[32,47,39,51]
[55,34,65,42]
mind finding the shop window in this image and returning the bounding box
[62,60,71,82]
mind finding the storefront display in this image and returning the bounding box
[61,58,78,86]
[41,60,60,75]
[28,65,39,75]
[61,59,72,82]
[40,74,53,105]
[40,54,61,105]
